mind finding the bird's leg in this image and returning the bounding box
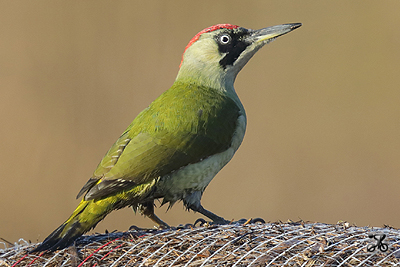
[184,191,229,224]
[190,203,230,225]
[139,201,170,228]
[192,207,266,226]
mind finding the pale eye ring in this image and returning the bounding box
[219,34,231,44]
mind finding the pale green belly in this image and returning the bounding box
[155,114,246,207]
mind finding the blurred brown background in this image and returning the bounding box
[1,1,399,245]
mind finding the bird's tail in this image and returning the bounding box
[30,198,113,253]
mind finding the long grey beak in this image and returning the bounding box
[250,23,302,44]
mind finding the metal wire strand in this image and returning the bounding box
[2,221,400,266]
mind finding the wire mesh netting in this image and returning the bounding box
[1,221,400,266]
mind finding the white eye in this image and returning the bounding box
[219,34,231,44]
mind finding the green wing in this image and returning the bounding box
[79,82,242,200]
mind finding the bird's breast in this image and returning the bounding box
[156,113,246,204]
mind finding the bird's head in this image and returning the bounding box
[176,23,301,92]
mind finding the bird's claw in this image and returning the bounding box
[235,218,249,224]
[193,218,225,226]
[129,223,171,232]
[250,218,265,224]
[234,218,266,225]
[176,223,195,229]
[194,218,209,227]
[129,225,144,231]
[157,224,170,230]
[193,217,265,227]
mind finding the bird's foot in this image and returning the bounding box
[157,223,170,230]
[233,218,266,225]
[193,217,265,227]
[129,225,146,231]
[176,223,197,229]
[128,223,170,232]
[194,218,213,227]
[194,217,231,226]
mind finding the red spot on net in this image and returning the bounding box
[12,253,29,267]
[179,24,239,67]
[26,253,43,266]
[78,238,121,267]
[92,242,125,266]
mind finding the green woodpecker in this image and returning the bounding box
[31,22,301,252]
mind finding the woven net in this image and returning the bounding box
[1,221,400,266]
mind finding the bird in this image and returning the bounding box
[31,22,301,252]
